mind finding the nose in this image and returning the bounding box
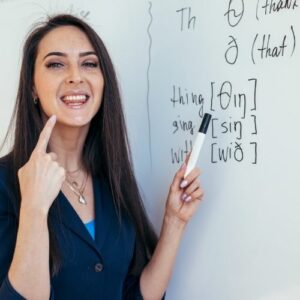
[65,65,84,84]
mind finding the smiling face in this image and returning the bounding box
[33,25,104,127]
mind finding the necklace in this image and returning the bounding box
[65,171,89,205]
[66,167,81,175]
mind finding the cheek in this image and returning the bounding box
[34,70,57,98]
[93,77,105,101]
[34,75,60,115]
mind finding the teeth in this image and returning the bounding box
[63,95,87,101]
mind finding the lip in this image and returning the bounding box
[60,98,89,110]
[59,90,90,110]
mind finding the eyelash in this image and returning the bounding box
[46,62,63,68]
[46,62,99,69]
[83,62,98,68]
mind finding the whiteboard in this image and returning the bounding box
[0,1,300,299]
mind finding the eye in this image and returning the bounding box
[83,61,99,68]
[46,62,64,68]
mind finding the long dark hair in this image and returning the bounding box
[0,14,157,276]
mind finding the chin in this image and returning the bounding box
[57,116,92,128]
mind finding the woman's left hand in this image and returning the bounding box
[165,157,204,224]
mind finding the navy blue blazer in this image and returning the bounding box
[0,162,143,299]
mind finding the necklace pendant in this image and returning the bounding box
[78,195,87,205]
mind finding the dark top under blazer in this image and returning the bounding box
[0,161,143,300]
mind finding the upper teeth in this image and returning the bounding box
[63,95,87,101]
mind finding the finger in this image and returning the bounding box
[182,180,201,197]
[170,162,187,192]
[48,152,58,161]
[184,187,204,203]
[59,166,66,181]
[185,151,191,162]
[170,153,192,191]
[183,151,193,178]
[186,167,201,182]
[179,167,201,189]
[35,115,57,153]
[184,151,192,167]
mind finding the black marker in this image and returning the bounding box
[184,113,211,178]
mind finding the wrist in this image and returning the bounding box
[163,212,187,232]
[20,201,49,221]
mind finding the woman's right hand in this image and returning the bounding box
[18,115,66,215]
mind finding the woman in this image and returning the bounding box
[0,14,204,300]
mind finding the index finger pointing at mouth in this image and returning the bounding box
[35,115,57,153]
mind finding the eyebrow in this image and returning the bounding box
[43,51,97,60]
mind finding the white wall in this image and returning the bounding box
[1,1,300,299]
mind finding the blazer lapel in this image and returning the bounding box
[55,176,117,257]
[56,180,100,256]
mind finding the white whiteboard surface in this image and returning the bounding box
[1,1,300,299]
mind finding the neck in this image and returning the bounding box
[48,122,90,172]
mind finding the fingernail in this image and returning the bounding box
[181,193,187,201]
[185,196,192,202]
[180,162,186,170]
[180,180,188,188]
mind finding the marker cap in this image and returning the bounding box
[199,113,212,134]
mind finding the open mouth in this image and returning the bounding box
[60,94,90,108]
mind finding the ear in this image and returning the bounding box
[32,86,38,99]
